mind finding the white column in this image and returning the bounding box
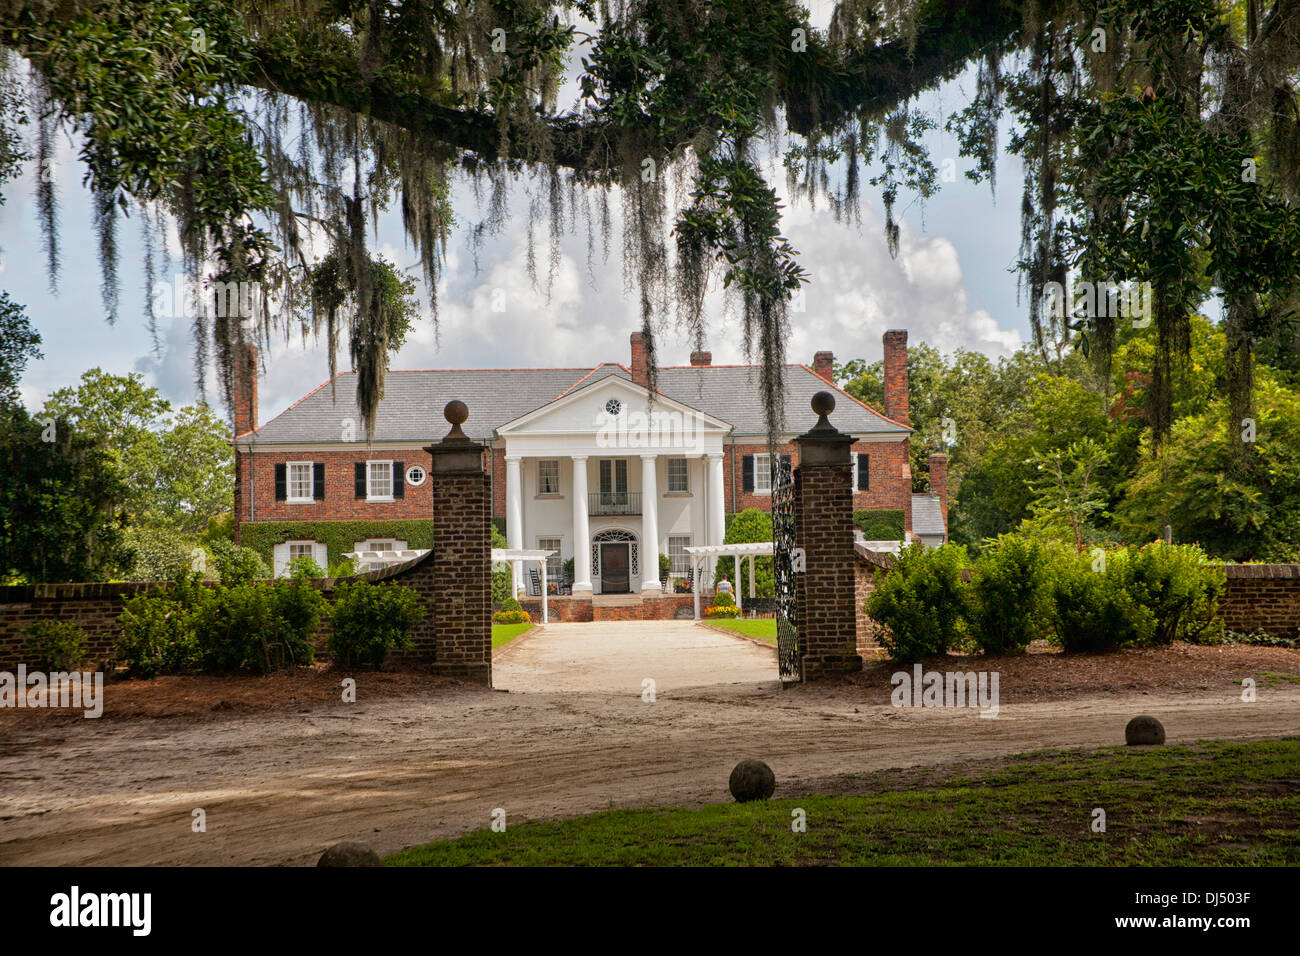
[692,553,702,621]
[540,559,548,625]
[707,453,725,589]
[571,455,592,592]
[640,453,660,592]
[506,455,523,597]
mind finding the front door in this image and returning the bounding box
[600,543,630,593]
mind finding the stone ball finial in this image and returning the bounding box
[811,390,836,418]
[444,400,469,427]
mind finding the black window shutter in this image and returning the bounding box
[393,462,404,498]
[274,463,287,501]
[355,462,366,498]
[780,454,792,481]
[857,453,870,491]
[742,455,754,492]
[313,462,325,500]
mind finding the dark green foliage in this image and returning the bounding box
[23,620,88,671]
[1125,543,1225,646]
[115,573,324,676]
[716,508,773,596]
[0,405,130,584]
[853,509,906,541]
[193,577,325,673]
[328,581,424,668]
[866,544,970,662]
[115,575,210,678]
[1045,550,1149,653]
[967,535,1052,655]
[239,520,435,570]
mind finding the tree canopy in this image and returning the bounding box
[1,0,1297,445]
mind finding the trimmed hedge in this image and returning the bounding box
[854,509,906,541]
[239,520,435,568]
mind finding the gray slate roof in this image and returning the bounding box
[246,362,907,444]
[911,494,947,537]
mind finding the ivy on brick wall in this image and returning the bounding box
[240,520,435,567]
[854,509,905,541]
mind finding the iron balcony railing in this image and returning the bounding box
[589,491,642,515]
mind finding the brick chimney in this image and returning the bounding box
[233,342,258,436]
[812,350,835,383]
[929,453,949,527]
[689,350,712,367]
[883,329,909,426]
[630,332,650,388]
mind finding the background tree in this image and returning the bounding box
[0,292,42,405]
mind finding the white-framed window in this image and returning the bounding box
[538,459,561,495]
[367,460,394,500]
[537,536,563,580]
[667,457,689,493]
[275,539,328,577]
[287,461,314,502]
[668,535,692,574]
[754,453,772,494]
[352,538,408,554]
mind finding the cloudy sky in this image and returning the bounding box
[0,11,1027,426]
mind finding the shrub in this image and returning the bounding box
[866,544,970,662]
[23,621,89,671]
[659,553,671,579]
[1126,542,1225,645]
[207,539,270,585]
[716,509,774,596]
[329,581,425,668]
[499,596,523,613]
[854,509,906,541]
[1045,549,1151,652]
[115,575,210,678]
[286,555,327,579]
[493,609,531,624]
[712,587,736,608]
[122,526,210,582]
[327,555,359,578]
[966,535,1053,654]
[491,566,513,603]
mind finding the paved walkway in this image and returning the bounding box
[494,620,778,693]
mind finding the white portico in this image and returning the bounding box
[495,371,731,598]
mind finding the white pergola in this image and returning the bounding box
[342,548,429,571]
[493,548,557,623]
[683,542,773,621]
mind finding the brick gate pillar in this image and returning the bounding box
[421,400,492,685]
[793,391,863,679]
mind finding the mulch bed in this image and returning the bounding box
[843,641,1300,704]
[0,663,463,726]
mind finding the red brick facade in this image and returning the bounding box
[234,448,437,527]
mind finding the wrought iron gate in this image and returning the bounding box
[771,454,800,682]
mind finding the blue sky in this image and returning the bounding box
[0,24,1029,427]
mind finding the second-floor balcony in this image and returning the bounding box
[589,491,642,515]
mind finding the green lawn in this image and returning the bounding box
[491,621,535,650]
[706,617,776,644]
[385,738,1300,866]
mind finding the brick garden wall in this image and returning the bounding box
[1219,565,1300,638]
[518,594,695,622]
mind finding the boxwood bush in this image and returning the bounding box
[23,620,89,671]
[329,580,425,668]
[866,543,970,661]
[967,535,1054,654]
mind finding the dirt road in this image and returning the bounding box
[1,625,1297,866]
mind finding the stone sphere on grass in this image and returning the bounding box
[729,759,776,802]
[317,842,383,867]
[1125,715,1166,746]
